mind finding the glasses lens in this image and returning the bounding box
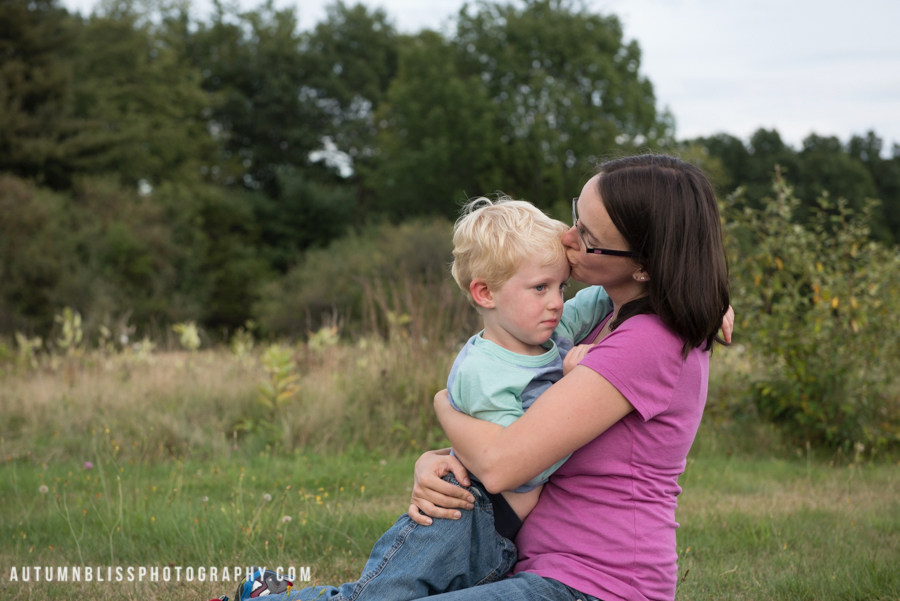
[572,198,588,250]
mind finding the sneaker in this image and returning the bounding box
[235,567,294,599]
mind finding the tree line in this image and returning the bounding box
[2,0,898,340]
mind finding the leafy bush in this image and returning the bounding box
[253,218,461,337]
[725,170,900,450]
[0,175,209,337]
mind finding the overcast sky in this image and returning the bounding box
[61,0,900,153]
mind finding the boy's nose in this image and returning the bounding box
[548,291,564,311]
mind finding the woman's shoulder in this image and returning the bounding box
[611,313,682,346]
[584,314,706,420]
[586,314,685,369]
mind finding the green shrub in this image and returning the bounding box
[725,169,900,450]
[253,218,458,337]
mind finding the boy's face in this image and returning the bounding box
[487,253,570,352]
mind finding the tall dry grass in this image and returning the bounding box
[0,276,479,464]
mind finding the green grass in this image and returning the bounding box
[2,432,898,600]
[2,345,898,600]
[674,448,900,600]
[0,449,416,600]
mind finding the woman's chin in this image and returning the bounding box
[568,264,591,284]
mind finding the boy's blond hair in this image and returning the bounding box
[451,197,568,305]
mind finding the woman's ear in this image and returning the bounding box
[470,278,495,309]
[632,267,649,282]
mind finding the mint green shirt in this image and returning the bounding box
[447,286,612,492]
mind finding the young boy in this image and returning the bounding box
[445,197,611,526]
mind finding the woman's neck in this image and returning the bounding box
[604,281,648,320]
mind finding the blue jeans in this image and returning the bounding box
[281,475,599,601]
[284,474,515,600]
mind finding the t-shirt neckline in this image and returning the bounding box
[582,312,614,346]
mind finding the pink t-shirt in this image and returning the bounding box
[513,314,708,601]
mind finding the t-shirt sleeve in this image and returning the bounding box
[554,286,612,345]
[450,357,525,428]
[578,315,686,421]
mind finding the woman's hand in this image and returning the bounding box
[563,344,592,375]
[721,305,735,343]
[408,449,475,526]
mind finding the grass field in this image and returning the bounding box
[1,346,898,600]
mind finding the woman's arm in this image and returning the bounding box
[435,365,633,493]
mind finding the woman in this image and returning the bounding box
[271,154,729,601]
[410,154,730,601]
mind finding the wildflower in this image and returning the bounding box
[263,493,272,502]
[379,459,387,466]
[281,515,292,524]
[203,496,209,503]
[39,485,49,494]
[84,462,93,470]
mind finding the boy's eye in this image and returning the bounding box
[535,284,546,292]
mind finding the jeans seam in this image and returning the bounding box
[345,520,419,601]
[473,511,516,586]
[457,478,516,586]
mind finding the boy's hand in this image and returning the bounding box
[408,449,475,526]
[721,305,735,343]
[563,344,592,376]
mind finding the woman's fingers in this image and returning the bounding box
[407,496,463,523]
[409,478,472,521]
[721,305,735,343]
[414,474,474,508]
[408,449,475,525]
[412,450,474,503]
[408,504,434,525]
[446,459,471,488]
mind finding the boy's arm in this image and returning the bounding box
[554,286,613,346]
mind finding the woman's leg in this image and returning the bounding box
[281,475,516,601]
[423,572,602,601]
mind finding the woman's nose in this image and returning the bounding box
[562,225,580,250]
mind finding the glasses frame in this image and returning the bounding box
[571,198,642,258]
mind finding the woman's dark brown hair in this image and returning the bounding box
[598,154,730,357]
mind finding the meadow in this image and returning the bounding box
[1,335,898,600]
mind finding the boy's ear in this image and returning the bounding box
[470,278,495,309]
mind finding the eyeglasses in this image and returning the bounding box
[571,198,641,258]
